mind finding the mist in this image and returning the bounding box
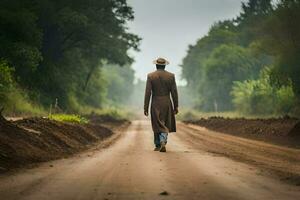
[127,0,300,118]
[128,0,245,85]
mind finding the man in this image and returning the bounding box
[144,57,179,152]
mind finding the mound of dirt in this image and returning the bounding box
[289,121,300,137]
[0,116,123,172]
[184,117,300,148]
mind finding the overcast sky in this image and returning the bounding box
[127,0,245,85]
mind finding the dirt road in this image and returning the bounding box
[0,120,299,200]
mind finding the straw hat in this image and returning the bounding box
[153,57,169,65]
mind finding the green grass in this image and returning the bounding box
[177,108,284,121]
[67,103,131,120]
[1,89,46,117]
[49,114,89,124]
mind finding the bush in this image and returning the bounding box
[199,44,263,111]
[177,110,198,121]
[231,68,296,115]
[0,60,45,116]
[0,60,14,96]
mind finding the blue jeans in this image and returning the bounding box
[154,132,168,147]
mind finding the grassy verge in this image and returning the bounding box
[95,108,128,120]
[177,109,288,121]
[1,90,46,117]
[48,107,132,124]
[49,114,89,124]
[77,106,134,121]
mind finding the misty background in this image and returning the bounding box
[128,0,245,85]
[1,0,300,119]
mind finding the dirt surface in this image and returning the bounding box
[184,117,300,148]
[0,115,128,172]
[290,121,300,137]
[87,113,128,124]
[0,120,299,200]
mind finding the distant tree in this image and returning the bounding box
[0,60,14,98]
[181,20,238,99]
[236,0,273,45]
[200,44,263,111]
[102,65,135,105]
[32,0,140,108]
[0,0,42,85]
[0,0,140,111]
[180,0,300,116]
[258,0,300,99]
[232,68,296,115]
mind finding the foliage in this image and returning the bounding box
[176,109,274,121]
[102,65,135,106]
[0,60,45,115]
[177,110,199,121]
[0,60,14,93]
[200,44,264,111]
[231,68,296,115]
[181,0,299,116]
[0,0,140,115]
[181,20,238,90]
[127,79,146,108]
[49,114,88,124]
[258,0,300,98]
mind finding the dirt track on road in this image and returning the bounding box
[0,120,299,200]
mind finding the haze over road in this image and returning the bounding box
[128,0,244,84]
[0,120,299,200]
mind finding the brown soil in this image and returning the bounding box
[184,117,300,148]
[0,115,128,172]
[289,121,300,137]
[0,120,299,200]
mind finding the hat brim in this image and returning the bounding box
[153,60,169,65]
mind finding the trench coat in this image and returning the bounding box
[144,69,178,133]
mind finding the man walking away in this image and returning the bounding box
[144,57,179,152]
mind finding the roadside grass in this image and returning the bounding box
[77,106,134,121]
[177,109,283,121]
[1,89,46,117]
[49,114,89,124]
[48,107,131,124]
[95,107,127,120]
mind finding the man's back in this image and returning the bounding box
[144,57,179,153]
[144,69,178,112]
[147,70,176,97]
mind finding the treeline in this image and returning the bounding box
[181,0,300,116]
[0,0,140,115]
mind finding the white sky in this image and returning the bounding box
[127,0,245,85]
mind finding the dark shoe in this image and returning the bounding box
[159,142,166,152]
[154,147,160,151]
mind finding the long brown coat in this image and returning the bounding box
[144,69,178,133]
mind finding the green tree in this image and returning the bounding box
[201,44,263,111]
[0,60,14,99]
[180,0,300,116]
[258,0,300,99]
[102,65,135,105]
[32,0,140,109]
[0,0,42,85]
[0,0,140,113]
[181,20,237,87]
[236,0,273,45]
[232,68,296,115]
